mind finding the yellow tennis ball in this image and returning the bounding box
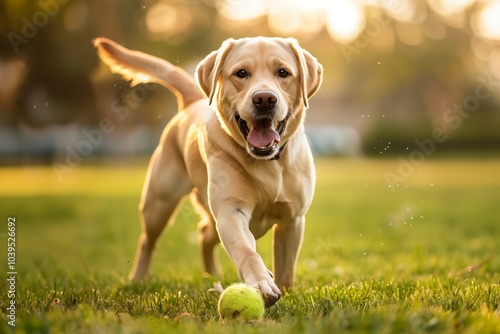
[218,283,265,321]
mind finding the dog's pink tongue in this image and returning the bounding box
[247,127,280,148]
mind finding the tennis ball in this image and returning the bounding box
[218,283,265,321]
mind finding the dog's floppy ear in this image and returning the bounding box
[288,39,323,108]
[196,38,234,106]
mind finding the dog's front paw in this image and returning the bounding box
[251,278,281,307]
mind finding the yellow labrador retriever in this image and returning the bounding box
[94,37,322,307]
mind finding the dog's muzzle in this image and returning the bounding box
[235,112,290,159]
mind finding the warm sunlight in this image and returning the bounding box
[144,0,492,46]
[267,0,324,36]
[427,0,476,17]
[214,0,365,43]
[325,0,365,44]
[475,1,500,41]
[146,1,179,35]
[217,0,267,21]
[383,0,418,22]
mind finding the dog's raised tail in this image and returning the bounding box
[93,37,204,111]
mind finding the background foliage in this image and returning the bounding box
[1,0,500,162]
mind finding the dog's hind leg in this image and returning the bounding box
[198,217,221,276]
[129,146,193,281]
[192,190,221,276]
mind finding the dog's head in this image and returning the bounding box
[196,37,323,160]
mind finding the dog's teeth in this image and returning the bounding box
[263,140,276,149]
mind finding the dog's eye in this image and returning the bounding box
[235,69,248,78]
[278,69,290,78]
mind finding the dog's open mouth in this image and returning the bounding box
[235,113,290,158]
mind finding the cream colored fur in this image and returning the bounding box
[94,37,322,307]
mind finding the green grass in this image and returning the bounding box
[0,157,499,333]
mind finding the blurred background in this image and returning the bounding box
[1,0,500,167]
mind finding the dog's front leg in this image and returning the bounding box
[212,203,282,307]
[273,216,305,292]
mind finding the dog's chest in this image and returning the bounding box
[249,172,312,237]
[249,201,294,238]
[265,201,295,221]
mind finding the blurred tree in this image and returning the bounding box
[0,0,499,160]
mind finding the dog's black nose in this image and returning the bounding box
[252,90,277,112]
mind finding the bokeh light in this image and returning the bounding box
[268,0,302,35]
[325,1,365,44]
[427,0,475,17]
[63,1,89,32]
[490,48,500,79]
[395,22,423,46]
[383,0,419,23]
[422,15,447,40]
[138,0,498,49]
[145,0,193,40]
[471,36,493,62]
[475,1,500,42]
[2,0,500,163]
[268,0,325,37]
[217,0,267,21]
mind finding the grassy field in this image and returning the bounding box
[0,157,499,333]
